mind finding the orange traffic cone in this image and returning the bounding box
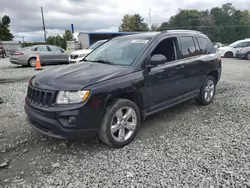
[35,54,43,70]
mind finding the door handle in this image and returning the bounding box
[175,65,184,70]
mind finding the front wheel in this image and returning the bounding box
[196,76,216,105]
[224,51,233,58]
[98,99,140,148]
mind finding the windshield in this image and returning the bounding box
[229,41,241,47]
[85,37,149,66]
[88,40,106,50]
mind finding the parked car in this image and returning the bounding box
[69,40,107,63]
[0,46,6,58]
[217,39,250,58]
[213,42,223,50]
[235,47,250,60]
[25,30,221,148]
[9,45,69,67]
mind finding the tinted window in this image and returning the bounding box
[180,37,196,58]
[198,37,208,54]
[193,37,201,55]
[37,46,49,52]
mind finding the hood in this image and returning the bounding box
[217,46,232,51]
[33,62,133,91]
[71,49,92,55]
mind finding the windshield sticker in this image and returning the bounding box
[131,40,149,44]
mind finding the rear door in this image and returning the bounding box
[178,35,203,93]
[37,45,52,64]
[48,46,68,63]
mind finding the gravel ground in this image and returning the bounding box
[0,58,250,188]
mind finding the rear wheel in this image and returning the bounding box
[224,51,233,58]
[196,76,216,105]
[28,58,36,67]
[98,99,140,148]
[245,52,250,60]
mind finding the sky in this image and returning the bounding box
[1,0,250,42]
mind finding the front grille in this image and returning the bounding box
[71,55,78,59]
[27,86,56,107]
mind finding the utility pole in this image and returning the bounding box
[41,7,47,43]
[22,36,24,47]
[149,8,151,31]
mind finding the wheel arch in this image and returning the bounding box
[104,91,144,119]
[207,70,219,84]
[28,56,36,64]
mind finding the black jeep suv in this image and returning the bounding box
[25,30,221,148]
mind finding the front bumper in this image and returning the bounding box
[25,104,99,140]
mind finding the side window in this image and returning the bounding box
[180,36,196,58]
[193,37,201,55]
[198,37,208,54]
[49,46,62,52]
[151,37,178,62]
[247,42,250,47]
[37,46,49,52]
[236,42,248,48]
[31,47,37,51]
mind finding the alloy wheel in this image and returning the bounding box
[204,79,215,102]
[110,106,137,142]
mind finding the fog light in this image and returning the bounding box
[59,116,77,127]
[68,116,76,125]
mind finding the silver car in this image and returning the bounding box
[9,45,69,67]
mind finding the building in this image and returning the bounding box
[78,32,139,49]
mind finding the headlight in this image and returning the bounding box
[56,90,90,104]
[78,54,87,58]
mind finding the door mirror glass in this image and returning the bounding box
[150,54,167,66]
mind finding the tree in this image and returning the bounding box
[151,24,160,31]
[0,15,13,41]
[119,14,149,32]
[151,3,250,44]
[46,30,73,49]
[63,30,73,41]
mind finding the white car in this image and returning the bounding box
[217,39,250,58]
[69,40,107,63]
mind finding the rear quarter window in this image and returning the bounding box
[198,37,215,54]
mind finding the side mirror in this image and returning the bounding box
[149,54,167,66]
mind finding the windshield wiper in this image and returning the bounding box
[89,60,114,65]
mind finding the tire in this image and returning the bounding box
[2,53,6,58]
[224,51,233,58]
[245,52,250,60]
[28,58,36,67]
[98,98,141,148]
[196,76,216,106]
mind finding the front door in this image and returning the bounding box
[144,36,187,110]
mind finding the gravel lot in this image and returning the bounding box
[0,58,250,187]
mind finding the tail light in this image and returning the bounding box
[14,52,24,56]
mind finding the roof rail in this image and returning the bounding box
[162,29,202,34]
